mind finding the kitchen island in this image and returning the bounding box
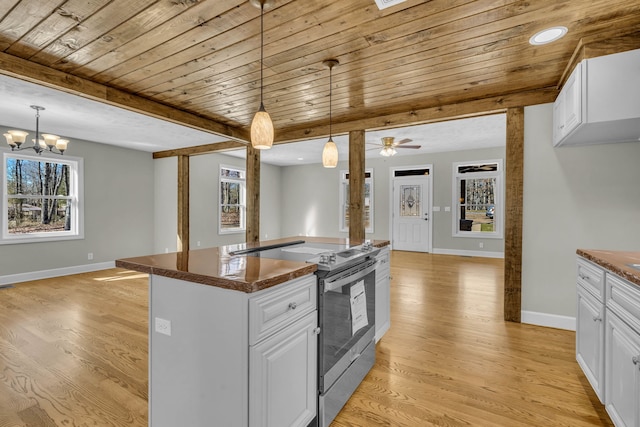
[575,249,640,427]
[116,237,389,427]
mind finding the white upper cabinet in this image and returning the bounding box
[553,48,640,147]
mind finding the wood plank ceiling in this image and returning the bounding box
[0,0,639,148]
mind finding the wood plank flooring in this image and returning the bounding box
[334,252,612,427]
[0,252,612,426]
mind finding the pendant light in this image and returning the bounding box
[250,0,274,149]
[322,59,339,168]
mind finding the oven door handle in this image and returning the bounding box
[324,262,377,292]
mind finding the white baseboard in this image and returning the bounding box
[432,248,504,259]
[521,310,576,331]
[0,261,116,286]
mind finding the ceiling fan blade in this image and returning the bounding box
[394,138,413,145]
[397,145,421,149]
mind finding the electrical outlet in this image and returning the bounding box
[155,317,171,336]
[165,248,169,253]
[444,206,451,212]
[87,252,93,260]
[197,241,201,247]
[479,243,484,249]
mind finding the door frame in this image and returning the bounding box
[389,164,433,252]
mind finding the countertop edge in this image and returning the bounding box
[577,249,640,287]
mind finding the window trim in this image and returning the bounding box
[218,163,246,235]
[339,168,374,234]
[1,150,84,245]
[451,159,503,239]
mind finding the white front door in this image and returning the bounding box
[392,175,430,252]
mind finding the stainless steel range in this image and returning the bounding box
[231,240,379,427]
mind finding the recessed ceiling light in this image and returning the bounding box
[297,157,304,161]
[529,26,568,45]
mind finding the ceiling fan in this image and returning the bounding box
[367,136,421,157]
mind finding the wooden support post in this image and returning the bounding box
[348,130,365,243]
[246,145,260,243]
[177,155,190,254]
[504,107,524,322]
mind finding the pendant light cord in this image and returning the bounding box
[329,65,332,138]
[259,2,264,106]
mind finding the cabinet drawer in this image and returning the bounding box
[249,275,317,345]
[577,258,605,301]
[606,273,640,334]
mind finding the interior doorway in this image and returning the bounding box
[390,166,432,252]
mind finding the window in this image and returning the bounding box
[2,151,83,244]
[219,165,245,234]
[452,160,502,238]
[340,169,373,233]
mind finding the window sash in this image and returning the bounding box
[2,151,83,244]
[219,165,246,234]
[452,160,502,238]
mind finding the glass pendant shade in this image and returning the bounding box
[56,139,69,151]
[42,133,60,149]
[5,130,28,147]
[322,137,338,168]
[250,104,274,149]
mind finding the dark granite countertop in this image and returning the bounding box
[577,249,640,287]
[116,236,390,293]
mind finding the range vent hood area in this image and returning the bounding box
[553,48,640,147]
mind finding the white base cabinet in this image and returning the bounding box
[577,256,640,427]
[149,273,317,427]
[605,312,640,427]
[249,311,317,427]
[375,246,391,342]
[576,284,605,401]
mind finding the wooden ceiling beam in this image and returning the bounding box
[0,51,249,143]
[272,87,558,144]
[153,140,248,159]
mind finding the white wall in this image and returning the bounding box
[279,147,506,257]
[1,133,155,279]
[153,152,283,250]
[522,104,640,323]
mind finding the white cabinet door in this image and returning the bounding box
[605,311,640,427]
[375,247,391,342]
[249,311,317,427]
[563,63,583,136]
[552,93,565,145]
[576,285,605,402]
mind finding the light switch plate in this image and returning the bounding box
[433,206,441,212]
[444,206,451,212]
[155,317,171,336]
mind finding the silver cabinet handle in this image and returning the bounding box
[288,302,297,310]
[578,273,591,281]
[633,356,639,365]
[313,327,321,335]
[592,315,602,322]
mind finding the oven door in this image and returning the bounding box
[318,258,376,392]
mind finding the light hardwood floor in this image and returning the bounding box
[0,252,612,427]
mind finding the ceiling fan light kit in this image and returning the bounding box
[249,0,274,150]
[4,105,69,155]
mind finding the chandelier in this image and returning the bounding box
[3,105,69,155]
